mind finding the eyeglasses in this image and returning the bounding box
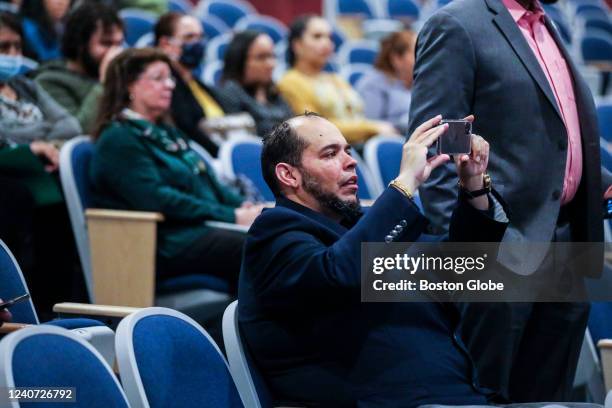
[0,41,22,54]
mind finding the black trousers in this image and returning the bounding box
[460,222,590,403]
[157,227,246,295]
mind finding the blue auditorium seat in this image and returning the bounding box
[235,15,288,44]
[119,8,157,46]
[197,0,256,28]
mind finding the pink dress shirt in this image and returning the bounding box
[502,0,583,204]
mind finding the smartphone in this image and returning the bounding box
[437,119,472,155]
[604,198,612,219]
[0,293,30,310]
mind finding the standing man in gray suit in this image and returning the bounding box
[408,0,612,403]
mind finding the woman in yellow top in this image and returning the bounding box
[278,15,399,143]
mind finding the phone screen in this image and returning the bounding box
[438,120,472,155]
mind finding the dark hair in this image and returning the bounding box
[286,14,318,67]
[261,111,321,196]
[221,30,261,84]
[153,11,182,45]
[0,11,22,39]
[20,0,69,41]
[93,48,172,139]
[374,30,416,74]
[61,2,122,61]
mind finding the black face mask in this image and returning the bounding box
[179,40,206,68]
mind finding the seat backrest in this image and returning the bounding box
[337,0,375,17]
[581,30,612,62]
[219,136,274,201]
[116,307,244,408]
[337,40,380,65]
[234,15,288,44]
[599,104,612,143]
[363,135,404,190]
[201,60,225,86]
[222,301,272,408]
[386,0,420,21]
[340,62,372,87]
[168,0,192,13]
[200,14,231,39]
[0,240,38,325]
[119,8,157,46]
[198,0,256,28]
[0,325,129,408]
[206,32,233,63]
[59,136,94,302]
[353,150,381,199]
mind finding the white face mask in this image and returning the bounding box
[0,54,23,83]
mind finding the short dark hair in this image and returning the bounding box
[261,112,321,196]
[0,12,22,39]
[221,29,261,84]
[153,11,182,45]
[287,14,318,67]
[61,2,122,61]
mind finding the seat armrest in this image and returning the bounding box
[53,302,143,330]
[86,209,162,307]
[205,220,249,233]
[599,339,612,391]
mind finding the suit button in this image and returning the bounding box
[399,220,407,227]
[385,235,394,243]
[558,140,566,150]
[394,225,403,233]
[552,190,561,200]
[390,231,399,238]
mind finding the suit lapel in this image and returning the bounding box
[485,0,563,121]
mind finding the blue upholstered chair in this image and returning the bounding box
[119,8,157,46]
[196,0,256,28]
[200,14,232,39]
[235,15,288,44]
[328,0,375,19]
[353,150,381,200]
[582,30,612,63]
[116,307,244,408]
[0,325,129,408]
[219,136,274,201]
[201,60,225,86]
[386,0,420,22]
[59,136,233,323]
[206,32,232,62]
[337,40,380,66]
[168,0,192,13]
[222,300,272,408]
[340,63,372,87]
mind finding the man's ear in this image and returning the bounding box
[275,163,301,191]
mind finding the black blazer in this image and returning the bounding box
[170,71,239,155]
[238,188,508,407]
[408,0,611,276]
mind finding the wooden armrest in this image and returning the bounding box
[599,339,612,391]
[0,323,33,334]
[205,221,249,233]
[86,208,164,222]
[53,303,142,318]
[86,208,160,307]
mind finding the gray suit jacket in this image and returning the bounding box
[408,0,610,276]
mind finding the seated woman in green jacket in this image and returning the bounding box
[89,48,263,293]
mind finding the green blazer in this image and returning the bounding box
[89,119,243,259]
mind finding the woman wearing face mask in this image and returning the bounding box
[221,30,293,137]
[0,12,81,144]
[90,48,263,293]
[20,0,72,62]
[356,30,416,135]
[154,12,238,156]
[278,15,400,143]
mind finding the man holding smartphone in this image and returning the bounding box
[409,0,612,402]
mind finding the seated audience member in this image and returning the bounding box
[33,2,124,133]
[238,113,510,406]
[20,0,71,62]
[155,12,238,156]
[220,30,293,137]
[0,12,81,142]
[90,48,264,293]
[356,29,416,134]
[278,15,399,143]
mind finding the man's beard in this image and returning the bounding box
[301,169,362,222]
[81,50,101,80]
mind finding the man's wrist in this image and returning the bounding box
[460,173,485,192]
[389,178,415,200]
